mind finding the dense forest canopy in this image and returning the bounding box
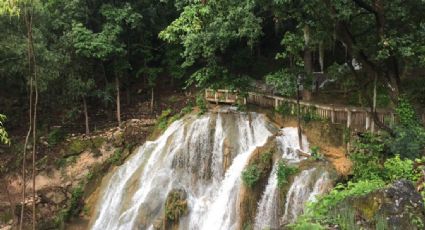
[1,0,425,133]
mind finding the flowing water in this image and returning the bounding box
[91,111,278,230]
[254,128,333,229]
[90,111,334,230]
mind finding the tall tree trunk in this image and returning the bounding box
[83,96,89,135]
[20,78,32,230]
[20,3,38,229]
[150,87,154,113]
[116,76,121,127]
[296,82,303,150]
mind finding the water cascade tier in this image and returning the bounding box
[90,110,335,230]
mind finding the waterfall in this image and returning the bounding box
[254,128,333,229]
[254,127,308,230]
[90,110,277,230]
[281,167,332,225]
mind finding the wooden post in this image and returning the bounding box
[365,113,370,130]
[331,107,335,123]
[215,91,218,105]
[390,112,395,126]
[347,110,352,128]
[274,98,278,110]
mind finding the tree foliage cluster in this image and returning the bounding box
[2,0,425,133]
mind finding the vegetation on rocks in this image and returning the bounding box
[276,161,298,188]
[164,189,188,222]
[242,151,273,188]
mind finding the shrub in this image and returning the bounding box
[275,102,292,116]
[350,133,385,181]
[288,217,325,230]
[389,97,425,159]
[277,161,298,188]
[302,106,321,123]
[196,94,207,115]
[310,146,324,161]
[47,127,66,146]
[108,148,123,165]
[157,109,172,130]
[384,155,418,182]
[242,165,261,188]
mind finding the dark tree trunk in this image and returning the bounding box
[83,96,89,135]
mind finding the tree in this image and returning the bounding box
[159,0,263,89]
[271,0,425,132]
[70,3,141,127]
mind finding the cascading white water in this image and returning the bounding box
[90,111,277,230]
[253,127,308,230]
[281,167,332,225]
[254,128,333,229]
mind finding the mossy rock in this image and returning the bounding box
[165,189,188,223]
[338,180,425,229]
[65,137,106,156]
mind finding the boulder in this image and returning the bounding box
[342,180,425,230]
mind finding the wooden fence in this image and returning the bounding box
[205,89,425,132]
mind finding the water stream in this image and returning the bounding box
[90,111,334,230]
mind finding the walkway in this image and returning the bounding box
[205,89,425,132]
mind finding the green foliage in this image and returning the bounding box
[350,133,385,181]
[242,165,261,188]
[160,0,261,88]
[388,98,425,159]
[108,148,123,165]
[275,102,293,116]
[47,127,66,147]
[55,184,84,225]
[310,146,324,161]
[309,180,385,220]
[302,107,321,123]
[157,109,173,130]
[0,114,10,145]
[66,137,105,156]
[196,95,207,115]
[384,155,418,182]
[265,69,297,97]
[165,190,188,221]
[276,161,298,188]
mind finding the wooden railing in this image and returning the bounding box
[205,89,425,132]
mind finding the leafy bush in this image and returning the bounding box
[289,217,325,230]
[242,165,261,188]
[47,127,66,147]
[388,98,425,159]
[302,106,321,123]
[196,94,207,115]
[310,146,324,161]
[277,161,298,188]
[108,148,123,165]
[275,102,293,116]
[384,155,418,181]
[157,109,172,130]
[350,133,385,181]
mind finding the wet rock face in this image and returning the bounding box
[347,180,425,230]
